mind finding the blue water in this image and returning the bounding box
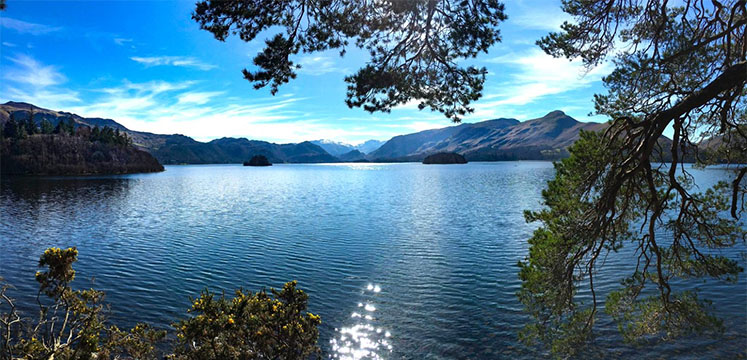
[1,162,744,359]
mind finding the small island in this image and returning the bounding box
[422,152,468,164]
[244,155,272,166]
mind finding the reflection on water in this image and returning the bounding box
[1,163,745,358]
[331,283,393,359]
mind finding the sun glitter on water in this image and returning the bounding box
[330,283,392,359]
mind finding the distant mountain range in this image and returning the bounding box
[0,102,337,164]
[310,139,386,156]
[368,111,608,161]
[1,101,667,164]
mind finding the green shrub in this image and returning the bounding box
[0,248,320,360]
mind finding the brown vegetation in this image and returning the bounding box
[1,133,164,176]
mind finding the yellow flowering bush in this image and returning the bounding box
[1,247,166,360]
[0,248,321,360]
[172,280,321,359]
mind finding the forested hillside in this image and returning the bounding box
[1,116,163,175]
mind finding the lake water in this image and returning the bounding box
[1,162,745,359]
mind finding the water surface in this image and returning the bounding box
[1,162,744,358]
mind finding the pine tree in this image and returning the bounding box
[3,118,18,138]
[193,0,507,122]
[40,119,54,134]
[518,0,746,356]
[91,126,101,141]
[67,118,75,135]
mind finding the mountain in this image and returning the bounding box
[311,139,385,155]
[354,139,385,154]
[338,149,367,162]
[368,111,607,161]
[0,102,338,164]
[3,102,692,165]
[151,137,337,164]
[310,139,355,156]
[368,117,519,160]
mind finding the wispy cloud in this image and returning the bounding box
[297,54,346,76]
[72,80,196,116]
[130,56,216,71]
[2,42,17,47]
[0,17,61,35]
[510,8,573,32]
[114,37,133,46]
[1,54,80,108]
[4,54,66,87]
[4,87,81,106]
[177,91,226,105]
[506,1,574,33]
[1,53,466,144]
[471,49,611,119]
[0,52,369,143]
[58,76,321,142]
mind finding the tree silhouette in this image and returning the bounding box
[519,0,746,356]
[40,119,54,134]
[193,0,506,122]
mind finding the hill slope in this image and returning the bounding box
[5,102,685,164]
[355,139,385,154]
[1,133,164,175]
[311,139,385,155]
[0,102,338,164]
[368,111,607,161]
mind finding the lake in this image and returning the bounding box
[1,162,745,358]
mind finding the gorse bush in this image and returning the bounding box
[173,282,321,359]
[0,248,320,360]
[0,247,163,360]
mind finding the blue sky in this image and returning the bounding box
[0,0,612,144]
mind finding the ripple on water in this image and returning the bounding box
[331,284,393,360]
[1,163,745,359]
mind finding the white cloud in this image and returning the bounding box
[3,86,80,107]
[114,37,133,46]
[62,78,327,142]
[0,54,80,109]
[2,42,17,47]
[0,17,61,35]
[472,49,611,119]
[380,121,445,133]
[68,80,197,117]
[0,53,450,144]
[297,54,346,75]
[177,91,226,105]
[63,77,405,143]
[0,53,370,143]
[4,54,66,86]
[130,56,216,71]
[510,7,573,32]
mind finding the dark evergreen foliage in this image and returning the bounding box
[53,118,75,135]
[422,152,467,164]
[519,0,746,356]
[40,119,54,134]
[0,126,163,176]
[89,125,132,146]
[192,0,507,122]
[243,154,272,166]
